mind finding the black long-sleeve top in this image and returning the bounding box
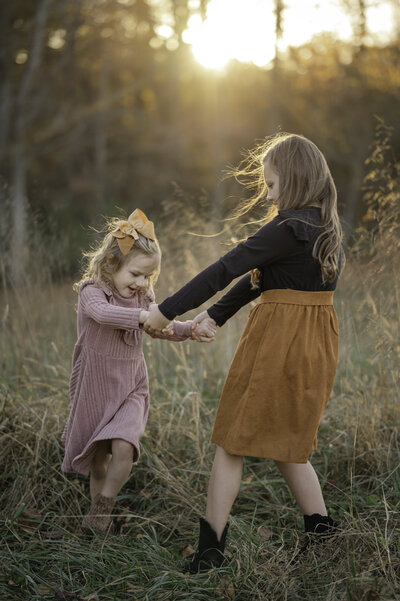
[158,207,340,327]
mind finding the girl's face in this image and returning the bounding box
[112,252,159,298]
[263,160,280,204]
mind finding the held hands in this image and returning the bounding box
[143,304,217,343]
[191,310,217,343]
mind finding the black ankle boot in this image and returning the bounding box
[290,513,338,564]
[185,518,229,574]
[300,513,338,554]
[304,513,337,537]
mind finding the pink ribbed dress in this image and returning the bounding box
[61,280,193,476]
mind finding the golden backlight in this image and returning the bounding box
[181,0,395,70]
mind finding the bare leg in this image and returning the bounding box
[101,438,134,499]
[205,446,243,540]
[90,440,112,500]
[274,460,327,516]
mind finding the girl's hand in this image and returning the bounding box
[193,310,210,325]
[143,303,171,335]
[191,326,216,343]
[192,311,217,342]
[161,322,174,335]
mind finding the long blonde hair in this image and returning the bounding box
[231,132,344,284]
[74,219,161,292]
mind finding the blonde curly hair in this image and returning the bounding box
[74,218,161,292]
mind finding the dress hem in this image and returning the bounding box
[211,437,313,464]
[62,436,140,477]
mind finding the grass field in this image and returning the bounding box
[0,243,399,601]
[1,126,399,600]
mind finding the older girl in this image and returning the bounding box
[144,133,344,571]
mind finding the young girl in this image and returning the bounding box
[144,133,344,571]
[61,209,215,536]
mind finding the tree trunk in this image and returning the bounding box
[267,0,285,133]
[0,2,12,258]
[94,51,109,214]
[10,146,28,285]
[10,0,50,286]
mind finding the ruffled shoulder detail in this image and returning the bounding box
[278,208,321,242]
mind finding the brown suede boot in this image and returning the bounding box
[81,493,116,536]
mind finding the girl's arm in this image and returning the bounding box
[191,274,260,335]
[157,216,297,323]
[206,273,261,326]
[144,318,194,342]
[79,284,147,330]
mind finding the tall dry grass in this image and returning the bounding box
[0,122,399,600]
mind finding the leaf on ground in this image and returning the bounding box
[217,575,235,600]
[180,544,195,558]
[38,584,52,594]
[257,525,272,540]
[83,593,99,601]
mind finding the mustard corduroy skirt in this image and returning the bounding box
[211,289,339,463]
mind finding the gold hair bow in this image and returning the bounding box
[111,209,156,255]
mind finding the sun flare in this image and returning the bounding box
[183,1,276,69]
[181,0,396,70]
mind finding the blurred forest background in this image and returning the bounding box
[0,0,399,286]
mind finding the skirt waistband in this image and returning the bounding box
[259,289,334,306]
